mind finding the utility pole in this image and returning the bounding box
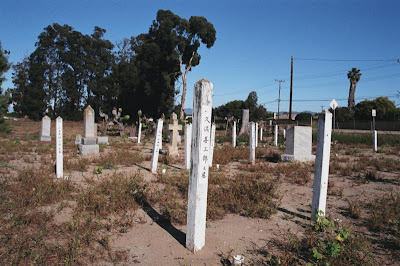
[275,79,285,120]
[289,56,294,121]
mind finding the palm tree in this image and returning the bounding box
[347,68,362,113]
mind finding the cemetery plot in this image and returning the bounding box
[0,118,400,265]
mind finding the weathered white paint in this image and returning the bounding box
[259,126,263,142]
[151,119,164,173]
[255,122,258,147]
[373,130,378,152]
[232,121,237,147]
[249,122,256,164]
[138,122,142,144]
[184,123,192,169]
[311,110,333,220]
[186,78,213,253]
[56,117,63,178]
[40,115,51,141]
[274,125,278,146]
[208,123,216,167]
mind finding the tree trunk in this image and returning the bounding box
[179,52,194,121]
[348,81,357,113]
[239,109,250,136]
[179,77,187,121]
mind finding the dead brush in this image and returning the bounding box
[275,162,313,185]
[213,146,249,165]
[367,193,400,252]
[209,172,282,219]
[76,172,145,218]
[93,150,149,167]
[12,167,75,208]
[64,156,90,172]
[346,199,361,219]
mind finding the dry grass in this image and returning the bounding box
[150,170,282,225]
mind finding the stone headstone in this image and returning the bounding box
[281,126,315,162]
[75,134,82,145]
[79,105,99,155]
[249,122,256,164]
[40,115,51,141]
[238,109,249,136]
[56,117,63,178]
[151,119,164,173]
[184,123,192,169]
[186,78,213,253]
[259,127,263,141]
[168,113,182,156]
[232,121,237,147]
[97,136,109,145]
[311,110,332,220]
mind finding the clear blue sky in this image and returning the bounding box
[1,0,399,113]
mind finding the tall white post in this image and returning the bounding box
[311,110,333,220]
[274,125,278,146]
[209,123,216,167]
[283,128,286,139]
[184,124,192,169]
[255,122,258,147]
[249,122,256,164]
[56,117,63,178]
[138,122,142,144]
[373,130,378,152]
[232,121,237,147]
[259,127,263,142]
[186,79,213,252]
[151,119,164,173]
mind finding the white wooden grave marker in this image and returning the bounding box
[311,110,333,220]
[184,123,192,169]
[151,119,164,173]
[255,122,258,147]
[249,122,256,164]
[186,78,213,252]
[274,125,278,146]
[138,122,142,144]
[56,117,63,178]
[232,121,237,147]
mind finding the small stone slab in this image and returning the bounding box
[79,144,99,155]
[97,136,109,145]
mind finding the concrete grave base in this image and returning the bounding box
[40,136,51,142]
[168,146,179,156]
[97,136,109,144]
[281,154,315,162]
[82,137,97,145]
[79,144,99,155]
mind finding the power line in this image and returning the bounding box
[275,79,284,119]
[294,57,399,62]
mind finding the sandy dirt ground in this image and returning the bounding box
[1,118,399,265]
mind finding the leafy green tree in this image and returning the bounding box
[347,68,362,113]
[214,100,245,120]
[147,10,216,121]
[0,41,11,90]
[295,112,312,122]
[0,41,11,132]
[355,97,399,120]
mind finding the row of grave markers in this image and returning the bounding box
[40,78,374,254]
